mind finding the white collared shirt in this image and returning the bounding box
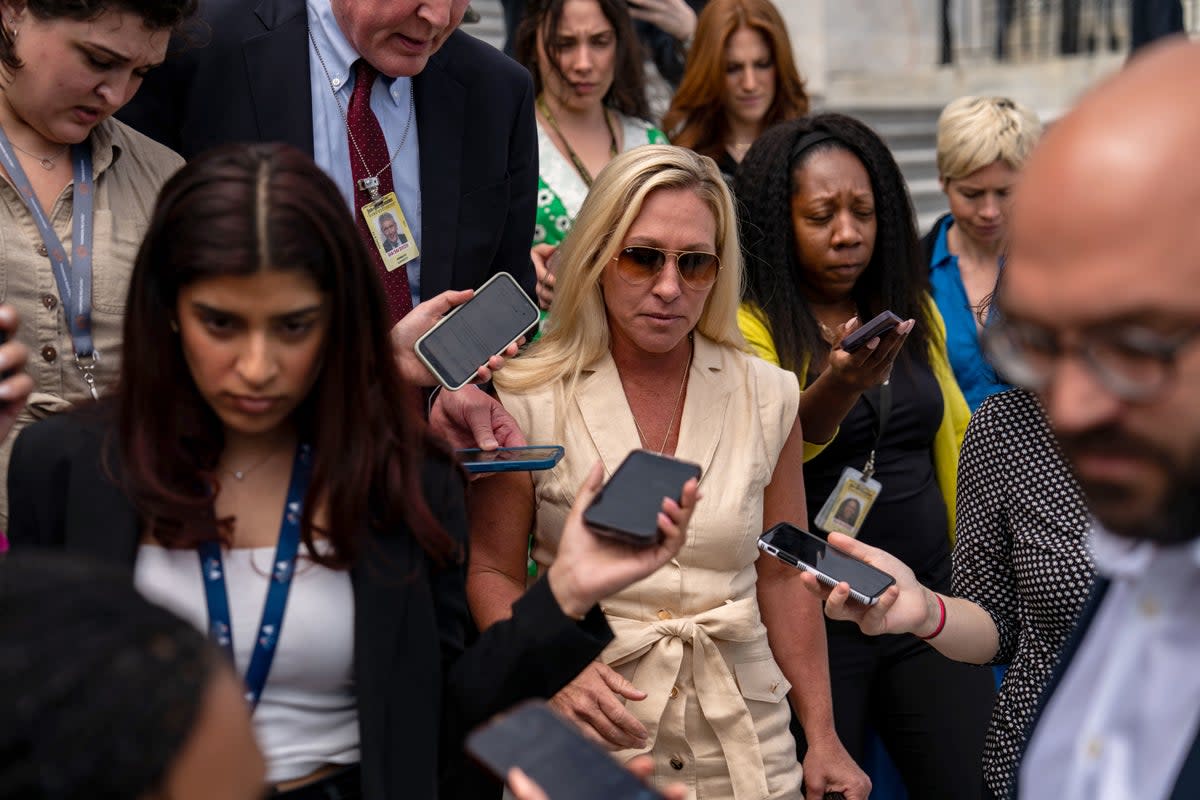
[1020,526,1200,800]
[306,0,423,302]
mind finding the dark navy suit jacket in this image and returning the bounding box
[118,0,538,302]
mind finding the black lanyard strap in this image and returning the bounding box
[859,381,892,481]
[197,443,314,710]
[0,128,97,392]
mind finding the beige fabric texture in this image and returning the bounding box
[0,118,183,526]
[498,334,805,799]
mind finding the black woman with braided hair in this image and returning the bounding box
[734,113,996,797]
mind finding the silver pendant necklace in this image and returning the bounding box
[222,450,278,482]
[10,140,68,171]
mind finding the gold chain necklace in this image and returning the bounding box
[536,94,617,189]
[629,343,692,454]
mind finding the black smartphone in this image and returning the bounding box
[456,445,565,474]
[466,701,666,800]
[757,522,895,605]
[414,272,540,391]
[839,310,903,353]
[583,450,701,547]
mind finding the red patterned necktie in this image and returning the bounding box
[347,59,413,324]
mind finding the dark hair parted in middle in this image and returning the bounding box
[735,113,932,373]
[514,0,650,121]
[116,143,458,569]
[0,0,199,72]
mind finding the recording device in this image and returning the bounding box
[456,445,565,474]
[466,701,666,800]
[414,272,539,391]
[757,522,896,605]
[839,310,903,353]
[583,450,701,547]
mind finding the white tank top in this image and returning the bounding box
[135,542,359,783]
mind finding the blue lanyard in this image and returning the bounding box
[0,127,98,395]
[197,443,314,710]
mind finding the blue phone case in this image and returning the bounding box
[456,445,565,473]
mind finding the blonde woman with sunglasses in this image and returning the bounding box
[466,145,869,800]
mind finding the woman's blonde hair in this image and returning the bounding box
[936,95,1042,182]
[496,145,744,402]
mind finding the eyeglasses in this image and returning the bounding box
[611,246,721,291]
[981,315,1200,402]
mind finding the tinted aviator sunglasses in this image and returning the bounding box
[612,246,721,290]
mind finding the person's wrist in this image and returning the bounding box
[917,590,947,640]
[545,564,591,621]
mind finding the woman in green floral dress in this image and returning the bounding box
[515,0,666,314]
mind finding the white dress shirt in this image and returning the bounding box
[1020,526,1200,800]
[306,0,424,303]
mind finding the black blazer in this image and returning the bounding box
[7,408,612,799]
[118,0,538,301]
[1012,577,1200,799]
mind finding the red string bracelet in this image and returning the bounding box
[918,592,946,640]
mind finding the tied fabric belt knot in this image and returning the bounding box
[602,596,774,800]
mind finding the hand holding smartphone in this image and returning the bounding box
[583,450,701,547]
[758,523,895,605]
[839,311,903,353]
[414,272,539,391]
[467,701,666,800]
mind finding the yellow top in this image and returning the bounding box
[737,301,969,544]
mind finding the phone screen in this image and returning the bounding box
[467,701,664,800]
[416,273,539,390]
[459,447,563,464]
[761,524,895,600]
[583,450,701,546]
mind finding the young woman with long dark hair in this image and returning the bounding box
[7,142,694,799]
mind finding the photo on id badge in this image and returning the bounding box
[814,467,881,538]
[363,195,417,272]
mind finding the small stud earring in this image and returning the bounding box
[169,319,179,333]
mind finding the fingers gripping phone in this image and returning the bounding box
[757,523,895,605]
[466,701,666,800]
[414,272,540,391]
[583,450,701,547]
[456,445,565,474]
[839,310,903,353]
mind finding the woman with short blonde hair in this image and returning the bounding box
[924,95,1043,411]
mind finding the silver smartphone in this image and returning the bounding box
[414,272,539,391]
[758,522,895,605]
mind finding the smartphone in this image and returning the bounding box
[466,701,666,800]
[757,522,895,605]
[583,450,701,547]
[414,272,540,391]
[456,445,565,474]
[839,310,903,353]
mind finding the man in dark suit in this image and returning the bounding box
[991,39,1200,799]
[120,0,535,307]
[120,0,534,447]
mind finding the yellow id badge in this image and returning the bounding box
[814,466,882,538]
[361,192,418,272]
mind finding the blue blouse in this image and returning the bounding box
[928,216,1011,412]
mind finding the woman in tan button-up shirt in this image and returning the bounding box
[468,146,870,800]
[0,0,194,524]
